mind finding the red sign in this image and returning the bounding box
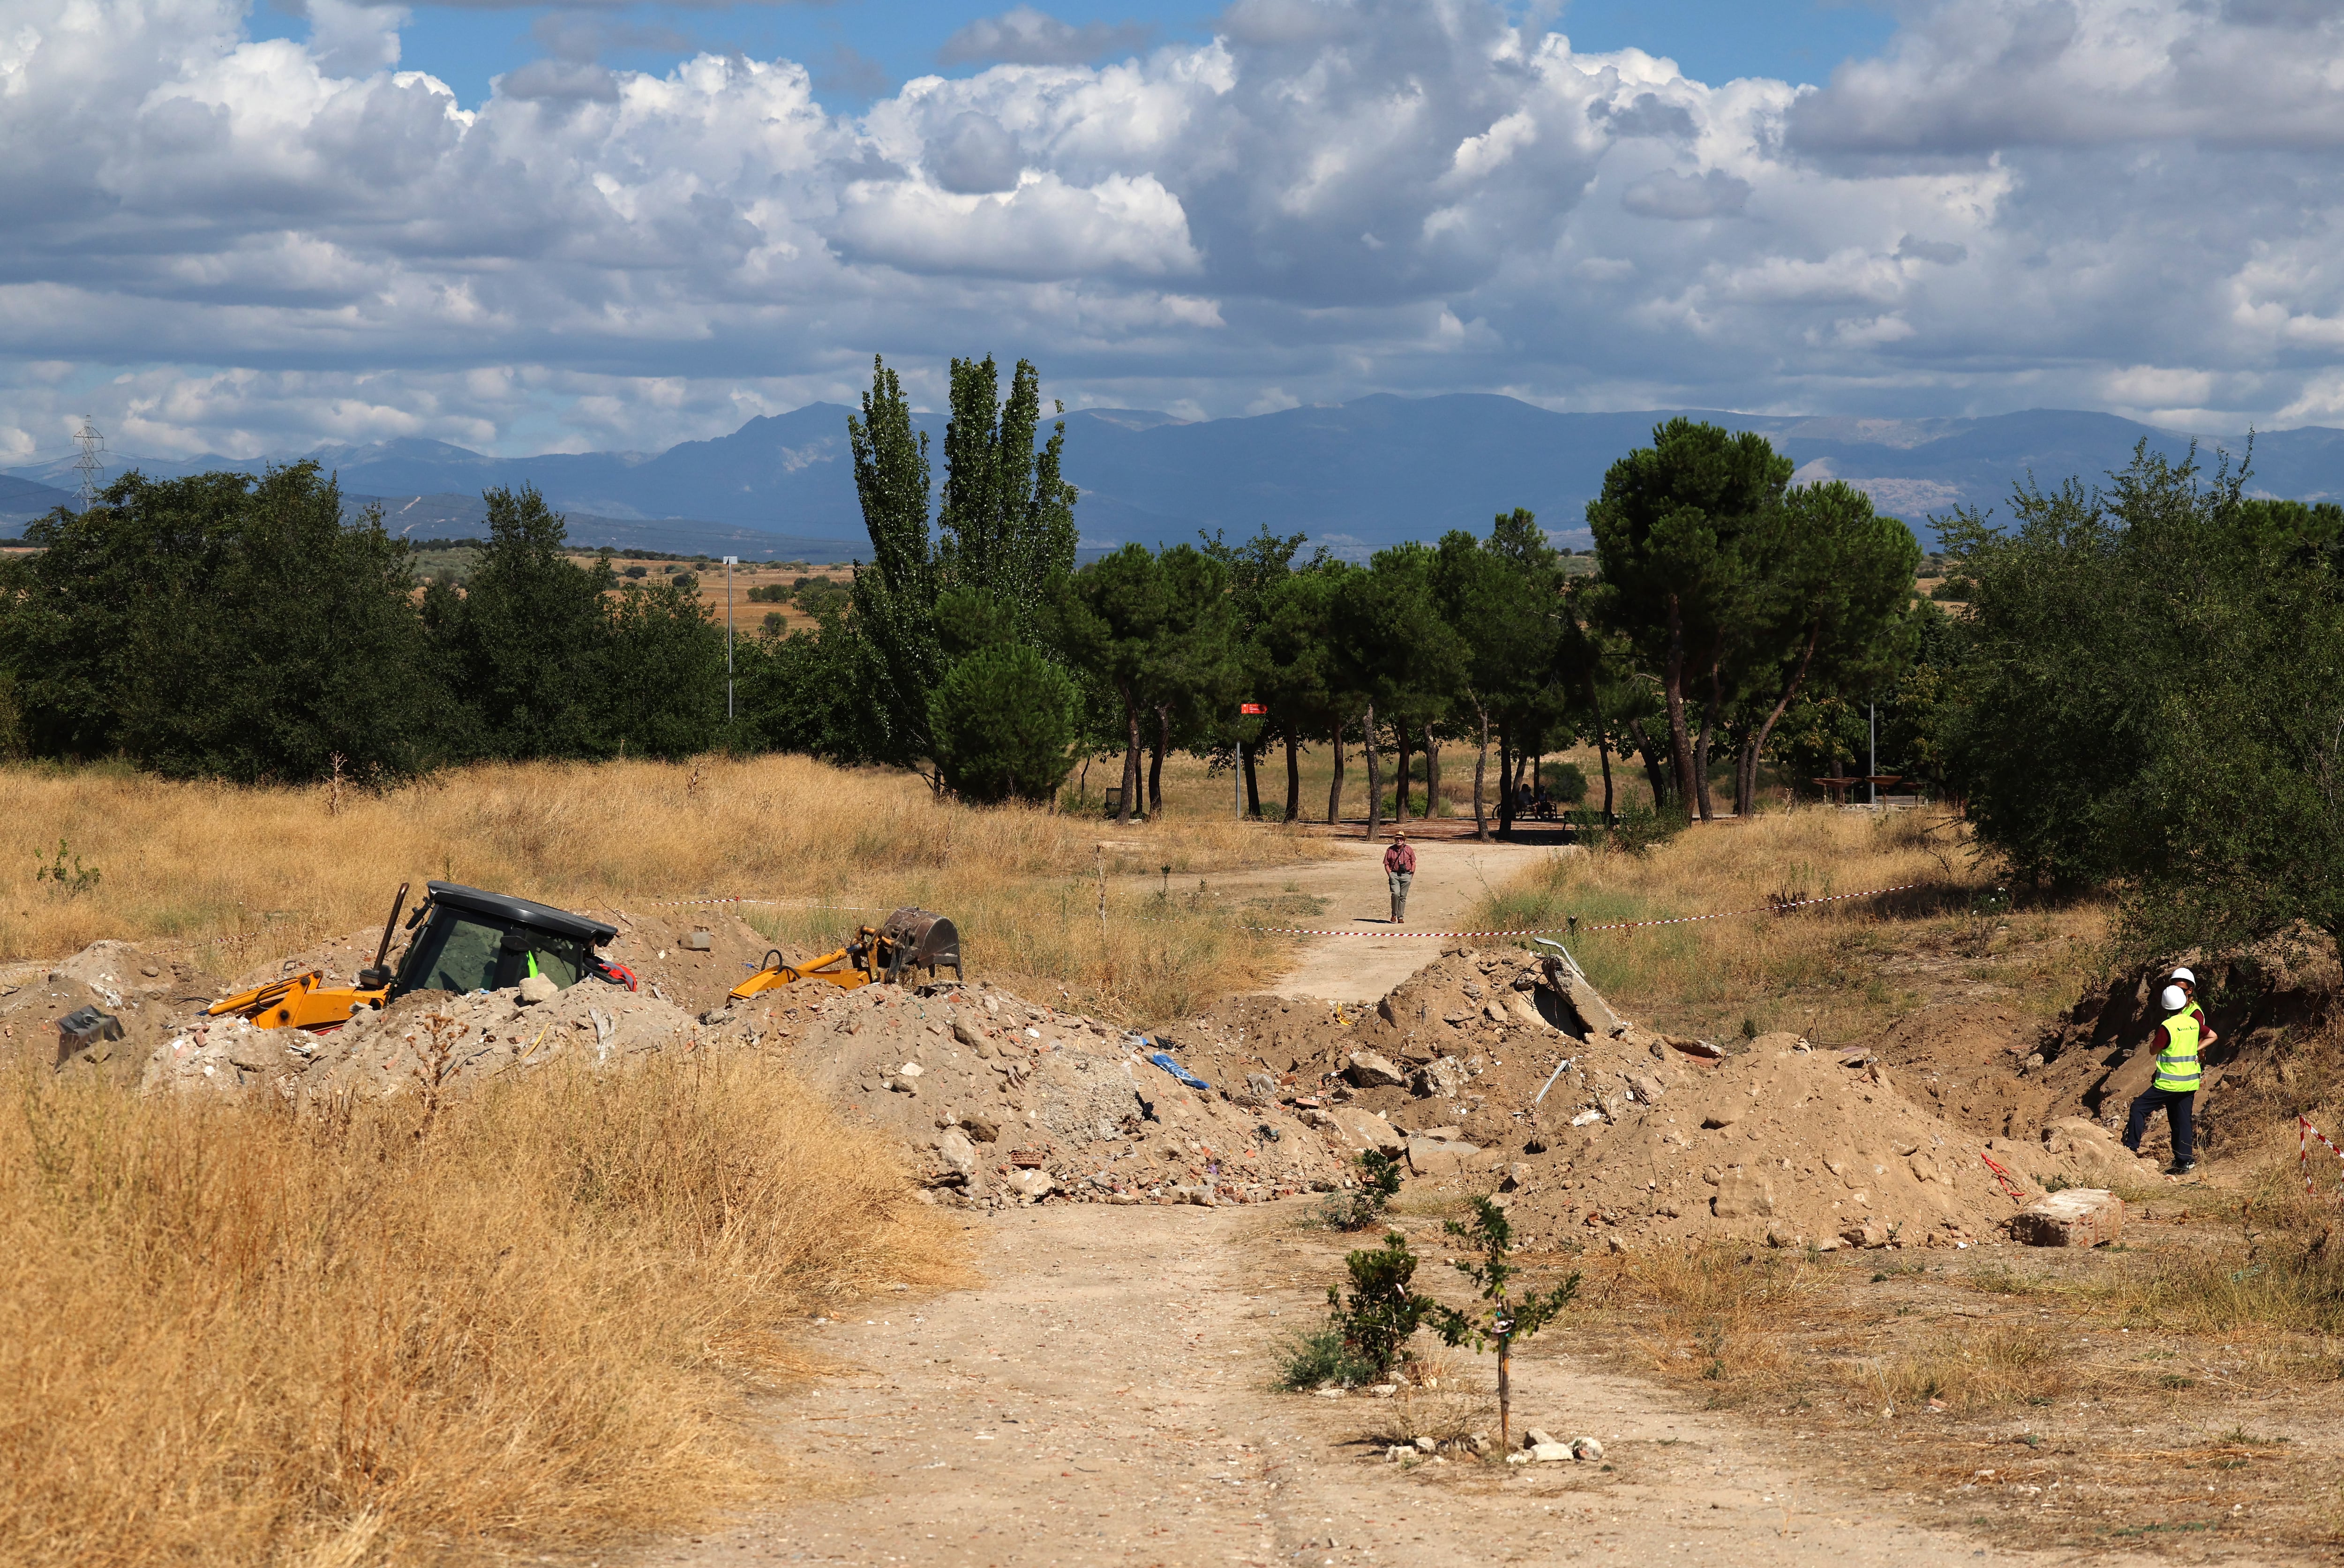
[1240,703,1267,714]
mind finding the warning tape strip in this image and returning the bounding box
[1979,1149,2031,1206]
[2300,1116,2344,1197]
[1236,882,1919,938]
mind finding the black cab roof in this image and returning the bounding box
[425,881,617,946]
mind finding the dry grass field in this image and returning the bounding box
[1469,802,2110,1047]
[0,753,1333,1022]
[0,1054,968,1568]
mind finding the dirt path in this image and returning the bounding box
[1195,836,1559,1003]
[665,1204,2160,1568]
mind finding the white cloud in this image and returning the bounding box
[938,7,1155,67]
[8,0,2344,459]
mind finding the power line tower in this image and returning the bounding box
[72,415,107,510]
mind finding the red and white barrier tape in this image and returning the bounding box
[1979,1149,2030,1205]
[1237,882,1919,938]
[2300,1115,2344,1197]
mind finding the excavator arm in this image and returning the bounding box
[207,970,385,1031]
[730,942,875,1001]
[727,909,962,1002]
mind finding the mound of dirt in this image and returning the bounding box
[1179,945,2168,1251]
[0,941,223,1081]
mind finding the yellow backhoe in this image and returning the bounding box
[729,907,962,1002]
[208,880,634,1031]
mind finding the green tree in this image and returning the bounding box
[1,464,445,781]
[1435,512,1569,839]
[1200,525,1310,816]
[1332,544,1465,840]
[605,578,727,759]
[1946,442,2344,960]
[1726,481,1922,815]
[845,353,1083,787]
[1257,560,1350,821]
[443,485,620,760]
[938,356,1080,627]
[1421,1197,1581,1452]
[1587,420,1794,817]
[1135,545,1240,816]
[1057,545,1170,825]
[846,355,942,774]
[1325,1231,1429,1383]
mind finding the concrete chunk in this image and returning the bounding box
[2011,1188,2124,1247]
[1405,1136,1484,1177]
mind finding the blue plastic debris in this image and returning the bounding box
[1149,1050,1211,1092]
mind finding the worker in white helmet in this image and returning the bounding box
[2123,978,2216,1176]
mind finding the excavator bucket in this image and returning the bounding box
[875,908,961,984]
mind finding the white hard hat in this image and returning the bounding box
[2170,966,2196,986]
[2160,984,2188,1013]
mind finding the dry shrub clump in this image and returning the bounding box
[1603,1242,1820,1398]
[1851,1324,2073,1414]
[0,1056,965,1568]
[0,755,1326,1019]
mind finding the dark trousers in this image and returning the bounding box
[2124,1085,2195,1165]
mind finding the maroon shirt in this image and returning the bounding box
[1384,842,1417,874]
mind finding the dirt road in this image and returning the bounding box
[1197,834,1560,1003]
[669,1204,2158,1568]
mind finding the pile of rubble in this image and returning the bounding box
[8,905,2175,1237]
[738,979,1357,1209]
[1176,945,2165,1250]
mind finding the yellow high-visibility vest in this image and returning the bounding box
[2152,1007,2202,1093]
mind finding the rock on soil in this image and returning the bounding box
[2010,1187,2125,1247]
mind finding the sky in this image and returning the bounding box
[7,0,2344,464]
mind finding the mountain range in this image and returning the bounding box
[10,396,2340,559]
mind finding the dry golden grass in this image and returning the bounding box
[0,1053,965,1568]
[0,754,1330,1021]
[1470,803,2107,1043]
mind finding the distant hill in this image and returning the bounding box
[0,474,75,531]
[11,398,2336,556]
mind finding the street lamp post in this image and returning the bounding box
[724,556,739,721]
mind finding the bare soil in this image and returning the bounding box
[664,1203,2179,1568]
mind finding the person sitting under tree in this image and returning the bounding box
[2125,973,2214,1176]
[1383,830,1415,924]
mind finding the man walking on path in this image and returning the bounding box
[1384,830,1416,924]
[2125,974,2216,1175]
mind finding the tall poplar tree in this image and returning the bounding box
[847,355,941,773]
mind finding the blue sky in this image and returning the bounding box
[252,0,1902,115]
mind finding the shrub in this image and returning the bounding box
[1322,1148,1403,1230]
[623,565,648,579]
[1326,1230,1429,1381]
[927,644,1079,804]
[1273,1324,1376,1391]
[1541,759,1587,804]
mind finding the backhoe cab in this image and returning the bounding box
[209,880,634,1032]
[729,907,961,1003]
